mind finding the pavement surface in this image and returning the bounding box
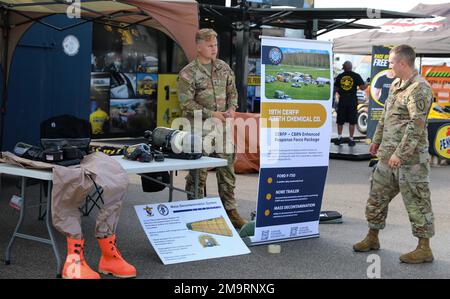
[1,154,450,279]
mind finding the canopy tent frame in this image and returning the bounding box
[315,19,361,37]
[199,0,433,112]
[0,0,122,20]
[5,9,151,31]
[0,1,153,31]
[332,3,450,57]
[199,3,432,34]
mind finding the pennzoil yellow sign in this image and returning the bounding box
[434,124,450,160]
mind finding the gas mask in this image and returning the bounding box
[123,143,153,162]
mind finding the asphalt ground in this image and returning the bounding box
[1,155,450,280]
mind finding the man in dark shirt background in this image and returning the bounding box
[334,61,368,146]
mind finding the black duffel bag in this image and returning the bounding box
[141,172,170,193]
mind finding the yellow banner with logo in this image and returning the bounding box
[157,74,182,127]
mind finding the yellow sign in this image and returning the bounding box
[434,124,450,160]
[248,76,261,86]
[157,74,182,127]
[260,102,326,128]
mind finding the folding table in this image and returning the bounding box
[0,155,227,277]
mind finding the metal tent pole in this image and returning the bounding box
[235,0,249,112]
[0,9,9,150]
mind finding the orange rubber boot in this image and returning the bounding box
[62,238,101,279]
[97,235,136,278]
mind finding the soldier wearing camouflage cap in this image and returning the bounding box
[353,45,435,264]
[177,28,247,229]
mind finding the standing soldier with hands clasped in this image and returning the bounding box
[353,45,435,264]
[177,28,247,229]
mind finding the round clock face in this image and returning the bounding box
[62,35,80,56]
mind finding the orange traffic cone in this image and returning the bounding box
[97,235,136,278]
[62,238,100,279]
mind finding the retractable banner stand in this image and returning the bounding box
[251,36,333,244]
[367,45,393,140]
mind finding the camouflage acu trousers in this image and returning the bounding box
[185,152,237,211]
[366,161,434,238]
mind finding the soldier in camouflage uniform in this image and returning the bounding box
[353,45,435,264]
[177,28,247,229]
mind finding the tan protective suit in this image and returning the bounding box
[0,151,128,239]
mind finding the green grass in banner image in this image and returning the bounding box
[265,65,331,100]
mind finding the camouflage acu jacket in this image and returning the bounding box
[373,70,433,165]
[177,58,238,119]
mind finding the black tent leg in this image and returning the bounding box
[0,10,10,150]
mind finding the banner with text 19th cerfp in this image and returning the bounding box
[251,36,333,244]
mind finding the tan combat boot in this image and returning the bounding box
[399,238,434,264]
[227,209,248,230]
[353,229,380,252]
